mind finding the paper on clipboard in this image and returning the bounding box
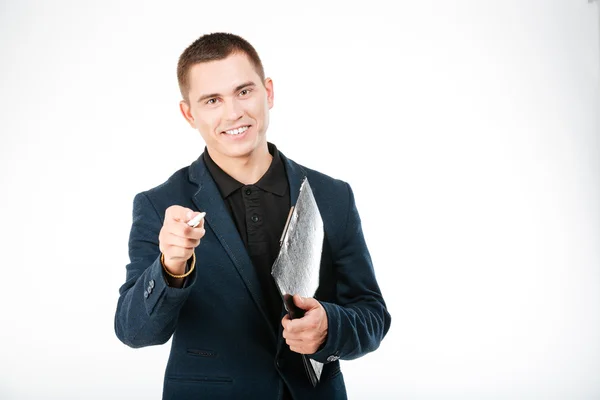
[271,177,324,387]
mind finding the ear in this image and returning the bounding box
[179,100,196,129]
[264,77,274,110]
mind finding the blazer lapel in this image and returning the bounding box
[280,151,306,206]
[188,155,274,338]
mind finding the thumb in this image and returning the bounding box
[166,205,194,222]
[293,294,316,310]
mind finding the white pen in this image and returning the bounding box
[187,212,206,228]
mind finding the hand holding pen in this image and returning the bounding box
[158,206,206,276]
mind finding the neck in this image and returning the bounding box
[208,143,272,185]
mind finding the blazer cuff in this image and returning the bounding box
[162,253,196,288]
[143,254,197,316]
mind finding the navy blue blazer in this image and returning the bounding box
[114,150,391,399]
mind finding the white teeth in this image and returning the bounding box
[224,126,249,135]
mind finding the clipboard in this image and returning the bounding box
[271,177,324,387]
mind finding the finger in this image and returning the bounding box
[285,338,304,347]
[169,222,206,240]
[288,314,320,334]
[184,226,205,241]
[293,294,320,311]
[167,222,206,240]
[285,327,315,342]
[282,323,304,340]
[165,205,194,222]
[283,330,305,341]
[292,294,305,310]
[187,212,206,228]
[281,314,292,330]
[282,328,295,340]
[166,232,200,249]
[192,217,205,230]
[288,344,307,355]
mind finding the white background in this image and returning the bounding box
[1,1,599,399]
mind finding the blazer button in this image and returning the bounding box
[149,279,155,289]
[326,355,339,362]
[143,290,149,299]
[251,214,259,223]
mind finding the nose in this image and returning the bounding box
[223,98,243,121]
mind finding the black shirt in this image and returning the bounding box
[203,142,291,331]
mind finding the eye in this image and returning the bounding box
[206,98,218,105]
[239,88,252,97]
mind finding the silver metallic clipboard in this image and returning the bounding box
[271,177,324,387]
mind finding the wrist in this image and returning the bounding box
[161,253,196,279]
[161,256,187,275]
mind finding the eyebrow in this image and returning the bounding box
[197,81,256,103]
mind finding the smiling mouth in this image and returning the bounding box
[222,125,250,135]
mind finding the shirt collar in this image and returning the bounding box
[203,142,288,198]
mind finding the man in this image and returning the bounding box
[114,32,391,399]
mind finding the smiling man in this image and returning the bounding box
[114,32,391,400]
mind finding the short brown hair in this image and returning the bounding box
[177,32,266,102]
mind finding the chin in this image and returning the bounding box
[218,133,266,157]
[220,141,259,159]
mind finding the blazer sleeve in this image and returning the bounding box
[114,192,197,348]
[310,183,391,363]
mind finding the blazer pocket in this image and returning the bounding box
[186,348,217,358]
[167,375,233,384]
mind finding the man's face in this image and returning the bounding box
[180,52,274,161]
